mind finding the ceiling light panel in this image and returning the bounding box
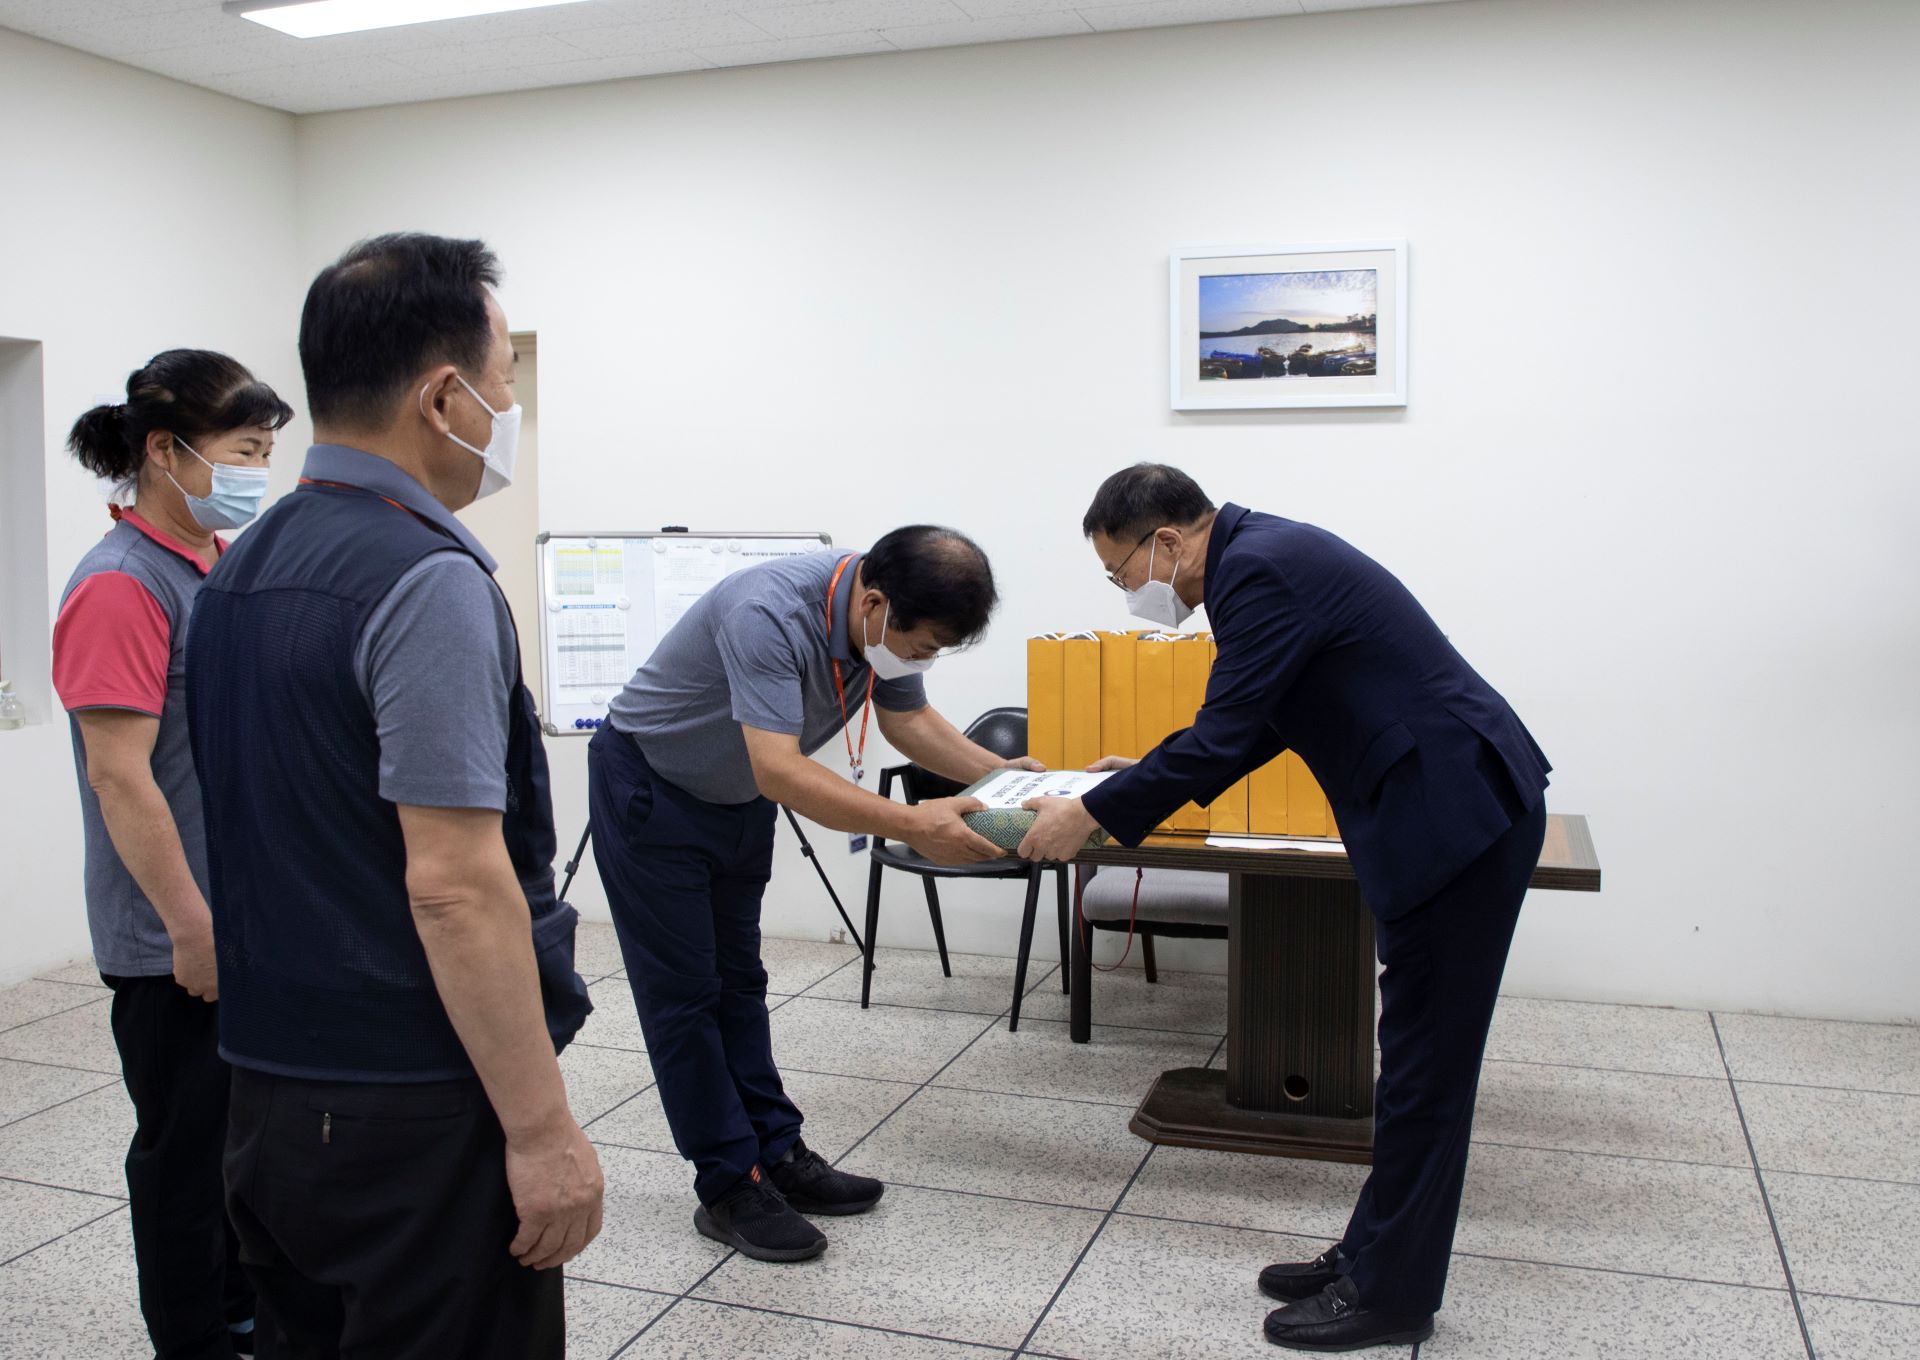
[227,0,592,41]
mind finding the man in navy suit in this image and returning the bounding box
[1019,463,1550,1352]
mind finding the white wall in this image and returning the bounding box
[0,27,303,981]
[4,0,1915,1023]
[290,0,1920,1023]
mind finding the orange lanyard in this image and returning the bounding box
[826,554,874,781]
[298,477,419,522]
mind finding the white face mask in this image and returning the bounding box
[166,439,271,531]
[1125,538,1196,629]
[430,374,521,500]
[863,601,934,681]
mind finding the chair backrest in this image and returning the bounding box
[965,706,1029,761]
[902,706,1027,803]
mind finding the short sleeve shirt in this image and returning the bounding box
[606,550,927,804]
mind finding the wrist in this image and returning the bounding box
[166,908,214,945]
[502,1103,577,1151]
[892,803,931,841]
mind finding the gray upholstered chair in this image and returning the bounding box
[1069,866,1228,1042]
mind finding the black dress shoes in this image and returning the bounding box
[1263,1277,1435,1352]
[1258,1246,1346,1302]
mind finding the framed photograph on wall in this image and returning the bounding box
[1171,241,1407,410]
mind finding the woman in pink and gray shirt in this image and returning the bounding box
[54,349,291,1360]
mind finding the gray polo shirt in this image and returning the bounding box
[607,550,928,805]
[301,445,519,813]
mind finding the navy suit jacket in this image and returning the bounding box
[1081,504,1550,921]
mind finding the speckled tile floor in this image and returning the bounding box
[2,922,1916,1358]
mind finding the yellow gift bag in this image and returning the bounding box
[1025,634,1065,772]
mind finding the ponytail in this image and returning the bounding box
[65,403,139,481]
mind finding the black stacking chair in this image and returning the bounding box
[859,706,1070,1032]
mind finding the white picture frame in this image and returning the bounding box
[1170,240,1408,411]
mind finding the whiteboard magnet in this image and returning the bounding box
[547,600,561,612]
[616,596,631,610]
[654,541,668,553]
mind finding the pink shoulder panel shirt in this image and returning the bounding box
[52,507,222,976]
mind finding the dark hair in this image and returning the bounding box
[299,232,501,428]
[863,526,998,647]
[66,350,294,484]
[1081,463,1216,542]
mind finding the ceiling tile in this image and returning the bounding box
[691,31,897,69]
[385,32,593,76]
[1301,0,1451,9]
[882,11,1093,49]
[1082,0,1308,34]
[554,15,773,58]
[0,0,1457,112]
[950,0,1136,18]
[749,0,970,41]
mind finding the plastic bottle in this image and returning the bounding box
[0,680,24,730]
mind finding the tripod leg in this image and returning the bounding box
[862,857,884,1008]
[559,823,592,903]
[780,805,866,955]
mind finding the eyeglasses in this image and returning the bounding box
[1105,530,1156,590]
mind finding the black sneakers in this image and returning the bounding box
[693,1166,828,1263]
[767,1139,885,1216]
[1258,1246,1346,1302]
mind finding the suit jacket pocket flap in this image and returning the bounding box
[1350,721,1416,799]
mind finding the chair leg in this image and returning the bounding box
[1069,866,1092,1043]
[1142,931,1159,985]
[1055,865,1070,994]
[922,877,952,978]
[861,859,884,1009]
[1007,867,1043,1033]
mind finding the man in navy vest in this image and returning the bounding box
[1018,464,1550,1352]
[187,233,602,1357]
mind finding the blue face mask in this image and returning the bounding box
[166,439,270,530]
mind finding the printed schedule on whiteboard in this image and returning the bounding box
[536,531,832,734]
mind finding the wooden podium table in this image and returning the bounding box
[1074,814,1601,1163]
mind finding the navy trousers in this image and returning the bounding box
[587,726,804,1204]
[1338,797,1548,1315]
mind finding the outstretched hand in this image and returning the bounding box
[1016,796,1101,863]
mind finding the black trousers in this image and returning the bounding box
[587,726,803,1204]
[1338,798,1549,1315]
[103,973,253,1360]
[224,1069,564,1360]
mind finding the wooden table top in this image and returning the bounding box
[1079,812,1600,892]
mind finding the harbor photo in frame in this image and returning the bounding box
[1171,241,1407,410]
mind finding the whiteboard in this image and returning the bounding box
[534,529,833,736]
